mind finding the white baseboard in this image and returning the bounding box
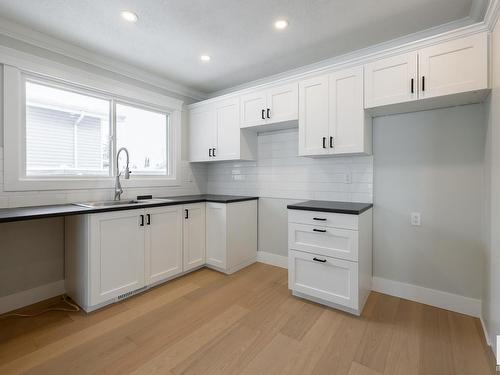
[372,276,481,318]
[257,251,288,269]
[480,316,491,346]
[0,280,65,314]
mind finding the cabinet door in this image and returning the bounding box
[298,75,330,156]
[267,83,298,124]
[240,91,267,128]
[329,67,366,155]
[364,52,417,108]
[90,210,145,305]
[189,105,216,162]
[214,98,240,160]
[183,203,206,272]
[145,205,183,284]
[418,33,488,99]
[206,202,227,269]
[288,250,358,309]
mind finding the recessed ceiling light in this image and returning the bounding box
[121,10,138,23]
[274,19,289,30]
[200,54,211,62]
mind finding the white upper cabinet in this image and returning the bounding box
[240,83,298,128]
[364,52,418,108]
[418,33,488,99]
[329,66,370,155]
[145,205,183,285]
[266,83,299,124]
[189,106,216,162]
[214,98,241,160]
[365,33,488,110]
[299,75,330,156]
[299,69,371,157]
[189,98,256,162]
[240,91,267,128]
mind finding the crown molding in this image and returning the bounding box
[484,0,500,30]
[0,16,208,101]
[206,16,482,100]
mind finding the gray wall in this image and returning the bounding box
[373,104,485,299]
[483,13,500,358]
[0,218,64,297]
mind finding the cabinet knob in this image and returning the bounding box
[313,228,326,233]
[422,76,425,92]
[139,215,144,227]
[209,148,212,157]
[212,148,216,157]
[322,137,326,149]
[185,209,189,219]
[261,109,266,120]
[330,136,333,148]
[267,108,271,119]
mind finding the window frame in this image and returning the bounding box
[4,65,182,191]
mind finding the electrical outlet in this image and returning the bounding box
[344,172,352,184]
[410,212,421,226]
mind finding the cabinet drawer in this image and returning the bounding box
[288,250,358,309]
[288,222,358,261]
[288,209,358,230]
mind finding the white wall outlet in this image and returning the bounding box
[410,212,421,226]
[344,172,352,184]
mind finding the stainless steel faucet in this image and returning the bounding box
[114,147,131,201]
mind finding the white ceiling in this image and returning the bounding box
[0,0,488,96]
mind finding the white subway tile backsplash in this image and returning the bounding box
[207,129,373,203]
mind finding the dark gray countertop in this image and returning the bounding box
[287,200,373,215]
[0,194,258,223]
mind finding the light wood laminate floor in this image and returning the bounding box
[0,263,496,375]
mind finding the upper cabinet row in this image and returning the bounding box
[365,33,488,110]
[188,32,489,162]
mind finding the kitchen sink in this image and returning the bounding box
[73,198,171,209]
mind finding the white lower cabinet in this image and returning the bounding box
[206,202,227,270]
[145,206,183,285]
[89,210,146,306]
[288,208,372,315]
[183,203,206,272]
[288,250,358,309]
[206,200,258,274]
[66,200,258,312]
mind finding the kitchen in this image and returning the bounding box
[0,0,499,374]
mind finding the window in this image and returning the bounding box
[22,77,172,180]
[25,81,111,177]
[116,103,169,176]
[3,65,182,191]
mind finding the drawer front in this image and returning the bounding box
[288,209,358,230]
[288,222,358,261]
[288,250,358,309]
